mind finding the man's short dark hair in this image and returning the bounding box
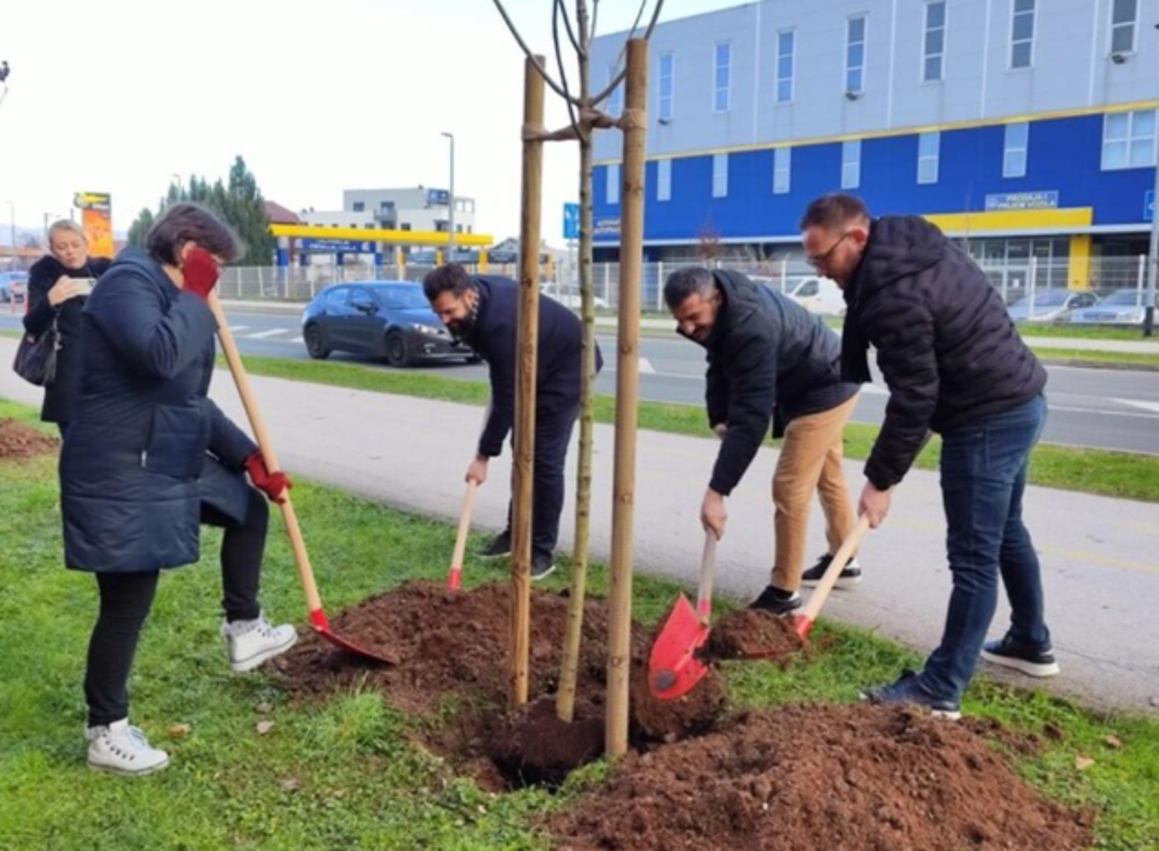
[799,193,871,232]
[423,263,474,302]
[146,202,244,266]
[663,266,717,310]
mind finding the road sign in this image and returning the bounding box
[1145,190,1154,223]
[563,202,580,240]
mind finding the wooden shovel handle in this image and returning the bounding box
[451,481,478,570]
[696,531,717,624]
[208,294,324,614]
[799,515,870,623]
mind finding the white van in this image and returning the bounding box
[787,276,846,316]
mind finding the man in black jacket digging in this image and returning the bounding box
[800,193,1057,719]
[664,267,862,615]
[423,264,601,579]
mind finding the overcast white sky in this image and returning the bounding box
[0,0,739,247]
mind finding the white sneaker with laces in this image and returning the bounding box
[86,719,170,776]
[225,613,297,673]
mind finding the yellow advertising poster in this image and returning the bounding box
[74,192,114,258]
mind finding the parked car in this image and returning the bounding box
[787,276,846,316]
[1006,289,1099,323]
[301,281,478,367]
[0,270,29,303]
[1066,290,1159,325]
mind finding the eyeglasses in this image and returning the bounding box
[806,232,852,269]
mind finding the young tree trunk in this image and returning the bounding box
[557,0,597,724]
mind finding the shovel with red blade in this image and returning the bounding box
[648,531,718,701]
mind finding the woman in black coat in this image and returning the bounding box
[60,203,297,776]
[22,220,112,435]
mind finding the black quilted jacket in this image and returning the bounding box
[842,216,1047,490]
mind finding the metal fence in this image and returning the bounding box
[217,255,1156,320]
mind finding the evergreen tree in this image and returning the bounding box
[124,157,275,264]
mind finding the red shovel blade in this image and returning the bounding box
[790,612,816,640]
[648,593,712,701]
[309,608,398,665]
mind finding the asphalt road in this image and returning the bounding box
[4,306,1157,455]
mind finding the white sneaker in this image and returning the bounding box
[225,613,297,673]
[86,719,170,776]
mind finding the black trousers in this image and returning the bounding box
[84,488,269,727]
[504,401,579,559]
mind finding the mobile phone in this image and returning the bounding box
[71,278,96,296]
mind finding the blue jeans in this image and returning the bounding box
[919,394,1051,703]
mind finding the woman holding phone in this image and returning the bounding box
[23,220,112,437]
[60,203,297,776]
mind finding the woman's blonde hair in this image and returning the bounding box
[48,219,86,244]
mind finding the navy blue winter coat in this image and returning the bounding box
[458,275,603,458]
[59,247,257,573]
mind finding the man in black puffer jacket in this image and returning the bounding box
[423,264,603,579]
[664,267,862,615]
[800,193,1056,719]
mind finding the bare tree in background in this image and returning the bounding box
[491,0,664,724]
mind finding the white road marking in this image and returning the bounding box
[228,325,251,333]
[639,357,656,374]
[248,329,289,339]
[1113,398,1159,415]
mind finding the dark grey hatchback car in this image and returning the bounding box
[301,281,478,367]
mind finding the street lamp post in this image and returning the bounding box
[441,132,455,264]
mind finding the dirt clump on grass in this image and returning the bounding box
[704,608,806,664]
[550,702,1094,851]
[0,419,58,461]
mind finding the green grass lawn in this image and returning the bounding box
[1,397,1157,851]
[222,354,1159,503]
[1027,347,1159,370]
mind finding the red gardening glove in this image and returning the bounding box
[183,246,220,299]
[245,451,292,504]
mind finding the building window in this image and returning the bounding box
[607,64,623,117]
[712,154,729,198]
[607,163,621,205]
[400,223,411,231]
[657,158,672,202]
[776,30,795,103]
[773,147,792,195]
[1003,122,1029,178]
[1102,110,1157,170]
[846,15,867,93]
[659,53,674,122]
[918,132,940,184]
[352,201,365,212]
[841,140,862,189]
[923,2,946,82]
[1010,0,1035,69]
[1110,0,1138,55]
[714,42,731,112]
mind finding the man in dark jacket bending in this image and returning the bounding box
[800,193,1057,719]
[664,267,862,615]
[423,264,601,579]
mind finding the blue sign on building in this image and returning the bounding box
[984,191,1060,212]
[300,238,374,253]
[1146,190,1155,223]
[563,203,580,240]
[427,189,450,207]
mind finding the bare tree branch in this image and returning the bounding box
[589,0,600,47]
[590,0,664,106]
[554,0,585,142]
[558,0,585,58]
[492,0,584,107]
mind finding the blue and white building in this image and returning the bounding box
[591,0,1158,290]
